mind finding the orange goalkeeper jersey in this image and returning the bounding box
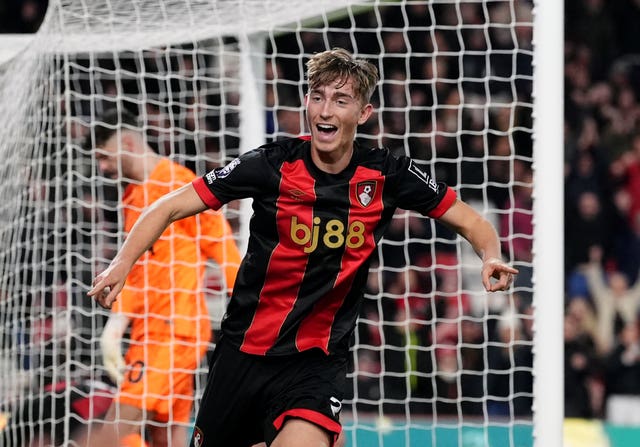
[114,158,240,343]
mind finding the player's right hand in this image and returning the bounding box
[88,262,128,309]
[481,257,519,292]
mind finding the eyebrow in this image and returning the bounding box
[309,87,355,101]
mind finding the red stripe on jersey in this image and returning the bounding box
[192,177,223,210]
[273,408,342,438]
[240,159,315,355]
[427,187,457,218]
[295,166,384,353]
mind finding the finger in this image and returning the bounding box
[99,291,117,310]
[482,274,493,292]
[495,263,519,274]
[92,283,119,309]
[87,278,108,297]
[493,273,513,291]
[99,286,114,309]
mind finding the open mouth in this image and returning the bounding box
[316,123,338,137]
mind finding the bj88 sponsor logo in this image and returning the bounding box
[289,216,366,253]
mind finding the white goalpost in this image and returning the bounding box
[0,1,562,446]
[531,0,564,445]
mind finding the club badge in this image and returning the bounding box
[356,181,377,207]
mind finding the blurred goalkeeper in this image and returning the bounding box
[86,108,241,447]
[89,48,517,447]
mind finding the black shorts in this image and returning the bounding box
[190,336,348,447]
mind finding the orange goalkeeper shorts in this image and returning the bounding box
[117,337,208,423]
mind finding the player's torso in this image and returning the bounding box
[225,140,394,355]
[252,140,391,257]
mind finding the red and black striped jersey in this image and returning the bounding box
[192,137,456,356]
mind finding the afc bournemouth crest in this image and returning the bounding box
[356,181,377,207]
[193,426,204,447]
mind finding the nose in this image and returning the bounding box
[320,100,333,118]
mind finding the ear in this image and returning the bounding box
[120,132,137,152]
[358,103,373,125]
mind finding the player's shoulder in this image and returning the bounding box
[260,136,309,155]
[355,142,409,172]
[250,136,310,165]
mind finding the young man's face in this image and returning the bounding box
[305,77,372,157]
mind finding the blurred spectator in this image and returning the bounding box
[565,191,611,273]
[611,0,640,54]
[1,377,114,447]
[604,318,640,398]
[486,309,533,417]
[565,0,617,82]
[566,296,604,354]
[582,246,640,354]
[565,120,610,205]
[612,133,640,233]
[430,343,460,415]
[0,0,48,33]
[500,161,533,294]
[564,302,603,418]
[380,269,433,414]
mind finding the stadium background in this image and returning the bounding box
[2,0,640,446]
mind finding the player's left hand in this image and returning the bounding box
[481,257,519,292]
[102,343,126,385]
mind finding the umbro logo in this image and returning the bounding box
[329,396,342,416]
[288,189,306,201]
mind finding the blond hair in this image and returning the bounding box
[306,48,379,104]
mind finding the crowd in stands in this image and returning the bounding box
[564,0,640,420]
[3,0,640,427]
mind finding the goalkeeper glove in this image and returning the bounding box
[100,313,130,386]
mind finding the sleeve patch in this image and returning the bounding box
[408,160,439,193]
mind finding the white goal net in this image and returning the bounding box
[0,0,551,446]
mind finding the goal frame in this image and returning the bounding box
[531,0,564,445]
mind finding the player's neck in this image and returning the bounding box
[131,152,162,183]
[310,144,353,174]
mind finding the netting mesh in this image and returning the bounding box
[0,1,535,446]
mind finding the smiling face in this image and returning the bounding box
[305,77,373,170]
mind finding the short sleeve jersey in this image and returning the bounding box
[115,158,240,343]
[192,137,456,356]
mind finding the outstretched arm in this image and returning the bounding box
[437,199,518,292]
[88,183,209,309]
